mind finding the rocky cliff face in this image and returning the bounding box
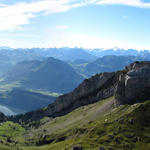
[54,72,116,114]
[11,61,150,122]
[115,61,150,104]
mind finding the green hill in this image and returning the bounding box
[0,97,149,149]
[22,97,150,150]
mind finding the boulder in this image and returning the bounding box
[99,147,106,150]
[72,146,83,150]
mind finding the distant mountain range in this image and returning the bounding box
[4,54,150,91]
[87,47,150,57]
[0,47,97,63]
[0,47,97,75]
[0,47,150,76]
[1,46,150,61]
[81,55,150,77]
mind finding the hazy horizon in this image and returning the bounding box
[0,46,150,52]
[1,0,150,50]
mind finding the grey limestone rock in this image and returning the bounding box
[115,61,150,104]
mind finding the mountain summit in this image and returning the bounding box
[4,57,84,93]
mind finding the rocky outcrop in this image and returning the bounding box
[0,112,7,122]
[115,61,150,104]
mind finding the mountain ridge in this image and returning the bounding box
[9,61,150,123]
[81,55,150,77]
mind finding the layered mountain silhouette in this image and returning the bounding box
[4,57,84,93]
[0,47,97,63]
[81,55,150,77]
[87,47,150,57]
[2,47,150,63]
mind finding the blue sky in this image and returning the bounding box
[0,0,150,50]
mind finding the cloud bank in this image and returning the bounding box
[0,0,86,31]
[96,0,150,8]
[0,0,150,31]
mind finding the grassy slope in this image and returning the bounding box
[0,97,150,150]
[0,121,25,150]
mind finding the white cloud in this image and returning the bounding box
[1,0,150,31]
[96,0,150,8]
[0,0,86,31]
